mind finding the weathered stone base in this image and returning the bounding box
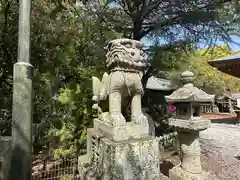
[78,129,160,180]
[169,166,203,180]
[93,118,150,141]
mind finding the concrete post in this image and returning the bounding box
[9,0,33,180]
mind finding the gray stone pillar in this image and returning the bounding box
[179,131,201,174]
[9,0,33,180]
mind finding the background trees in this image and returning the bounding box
[93,0,240,85]
[0,0,239,157]
[188,46,240,94]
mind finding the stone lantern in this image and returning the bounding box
[165,71,215,180]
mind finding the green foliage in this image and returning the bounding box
[49,67,101,158]
[0,0,18,135]
[143,90,174,136]
[165,45,240,94]
[60,175,72,180]
[188,46,240,93]
[49,123,78,158]
[1,0,114,155]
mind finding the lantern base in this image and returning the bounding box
[169,166,203,180]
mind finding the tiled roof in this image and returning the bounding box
[209,54,240,63]
[146,76,177,91]
[218,92,240,101]
[231,92,240,99]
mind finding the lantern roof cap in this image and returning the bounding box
[165,71,215,103]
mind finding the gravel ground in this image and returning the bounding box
[200,123,240,180]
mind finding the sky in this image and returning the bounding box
[142,35,240,51]
[231,36,240,51]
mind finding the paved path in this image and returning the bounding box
[200,123,240,180]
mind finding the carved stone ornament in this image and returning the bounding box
[92,39,148,127]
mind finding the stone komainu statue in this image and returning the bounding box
[92,39,148,126]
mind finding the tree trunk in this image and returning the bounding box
[133,20,142,40]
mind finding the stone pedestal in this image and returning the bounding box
[179,132,201,174]
[169,166,202,180]
[93,118,150,141]
[168,118,210,180]
[78,119,160,180]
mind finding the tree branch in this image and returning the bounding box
[139,0,150,20]
[142,0,163,19]
[139,0,233,39]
